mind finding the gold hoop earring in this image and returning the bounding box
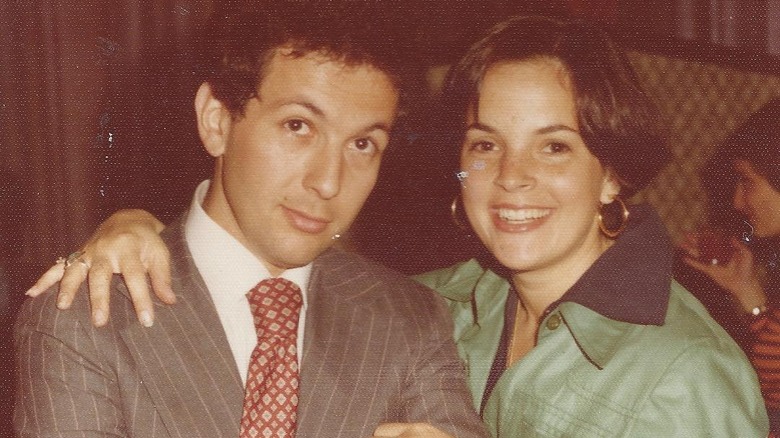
[451,196,468,231]
[598,196,629,238]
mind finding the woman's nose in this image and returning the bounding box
[495,152,535,191]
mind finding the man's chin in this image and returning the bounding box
[267,240,337,271]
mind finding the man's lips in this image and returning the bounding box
[282,206,331,234]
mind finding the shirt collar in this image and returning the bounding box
[184,180,312,303]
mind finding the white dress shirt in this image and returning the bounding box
[184,180,310,384]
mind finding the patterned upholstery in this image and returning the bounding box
[629,51,780,241]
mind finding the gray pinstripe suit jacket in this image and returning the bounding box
[14,217,487,438]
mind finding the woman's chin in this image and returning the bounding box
[491,250,544,273]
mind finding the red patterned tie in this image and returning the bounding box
[240,278,303,438]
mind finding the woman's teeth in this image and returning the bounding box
[498,208,550,222]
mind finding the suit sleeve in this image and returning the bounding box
[398,290,489,438]
[14,289,128,437]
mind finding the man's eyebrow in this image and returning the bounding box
[283,101,392,134]
[286,101,325,117]
[363,122,392,135]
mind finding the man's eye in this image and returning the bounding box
[352,138,377,153]
[284,119,311,134]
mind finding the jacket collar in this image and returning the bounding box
[435,204,673,369]
[561,203,672,326]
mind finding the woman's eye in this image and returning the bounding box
[284,119,311,135]
[468,141,497,152]
[543,142,570,154]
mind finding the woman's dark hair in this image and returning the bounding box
[440,15,669,197]
[720,97,780,192]
[197,0,420,118]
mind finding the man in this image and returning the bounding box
[14,2,486,437]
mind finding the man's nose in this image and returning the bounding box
[304,144,342,199]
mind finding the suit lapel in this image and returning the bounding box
[296,249,391,437]
[120,219,244,437]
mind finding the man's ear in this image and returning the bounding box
[600,168,622,204]
[194,82,232,157]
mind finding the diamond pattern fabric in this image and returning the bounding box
[239,278,303,438]
[626,51,780,240]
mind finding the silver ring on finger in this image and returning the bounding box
[63,251,91,270]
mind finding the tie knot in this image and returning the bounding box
[247,278,303,339]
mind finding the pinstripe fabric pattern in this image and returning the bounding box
[14,216,487,438]
[296,249,487,438]
[14,219,243,438]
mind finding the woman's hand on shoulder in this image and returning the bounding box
[26,209,174,327]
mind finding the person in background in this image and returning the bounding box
[14,2,487,437]
[682,97,780,434]
[29,15,769,437]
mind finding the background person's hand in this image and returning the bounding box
[26,209,173,327]
[682,235,767,313]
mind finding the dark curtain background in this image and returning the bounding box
[0,3,217,436]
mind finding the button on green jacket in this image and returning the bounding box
[416,259,768,437]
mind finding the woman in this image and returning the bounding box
[29,16,768,436]
[682,97,780,433]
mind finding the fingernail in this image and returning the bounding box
[93,309,107,326]
[139,311,153,328]
[25,288,35,297]
[56,297,68,309]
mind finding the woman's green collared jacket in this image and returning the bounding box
[416,258,768,437]
[418,260,768,438]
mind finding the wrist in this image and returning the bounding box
[734,282,767,315]
[113,209,165,233]
[749,303,769,317]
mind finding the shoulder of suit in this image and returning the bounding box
[319,246,409,276]
[15,274,138,337]
[317,247,439,296]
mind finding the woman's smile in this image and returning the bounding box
[491,205,552,232]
